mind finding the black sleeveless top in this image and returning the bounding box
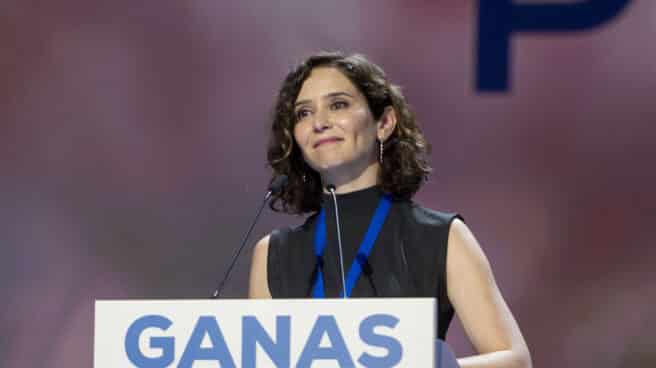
[267,186,462,340]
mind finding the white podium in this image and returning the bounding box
[94,298,458,367]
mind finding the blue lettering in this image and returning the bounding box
[358,314,402,367]
[477,0,633,91]
[124,315,175,368]
[178,316,236,368]
[242,316,290,368]
[123,313,406,367]
[297,315,355,367]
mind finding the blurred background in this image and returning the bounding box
[2,0,655,366]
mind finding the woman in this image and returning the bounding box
[249,52,531,367]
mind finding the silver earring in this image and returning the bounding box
[302,173,307,183]
[379,139,384,164]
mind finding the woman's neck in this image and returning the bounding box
[321,161,380,194]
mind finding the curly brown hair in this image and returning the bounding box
[267,51,431,214]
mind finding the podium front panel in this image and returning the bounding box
[95,298,435,367]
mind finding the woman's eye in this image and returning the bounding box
[295,109,310,120]
[331,101,348,110]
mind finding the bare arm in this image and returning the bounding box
[248,235,272,299]
[447,219,532,368]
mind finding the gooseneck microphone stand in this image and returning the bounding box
[211,175,287,299]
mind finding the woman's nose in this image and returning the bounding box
[312,110,331,132]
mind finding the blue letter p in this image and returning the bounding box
[477,0,633,91]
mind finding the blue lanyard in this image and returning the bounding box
[312,195,392,298]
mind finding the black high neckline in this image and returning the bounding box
[321,185,382,206]
[320,185,385,226]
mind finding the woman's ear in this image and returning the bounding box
[377,106,398,142]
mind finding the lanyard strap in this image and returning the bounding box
[312,195,392,298]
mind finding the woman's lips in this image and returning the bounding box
[313,137,343,148]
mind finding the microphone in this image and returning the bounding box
[267,175,289,200]
[211,175,288,298]
[326,185,347,299]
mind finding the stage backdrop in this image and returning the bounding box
[1,1,655,367]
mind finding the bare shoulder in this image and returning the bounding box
[447,218,491,271]
[446,218,497,307]
[248,234,272,298]
[253,234,271,256]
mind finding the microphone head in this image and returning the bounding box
[326,184,336,192]
[268,175,288,194]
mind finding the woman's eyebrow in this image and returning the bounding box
[294,92,355,108]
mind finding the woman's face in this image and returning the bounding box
[293,67,379,177]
